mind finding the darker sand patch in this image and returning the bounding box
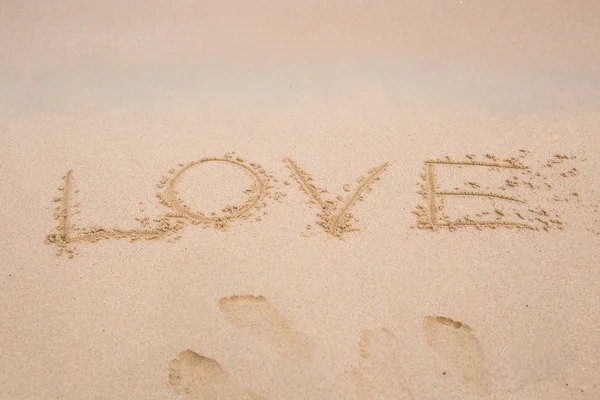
[168,350,261,400]
[218,294,311,358]
[349,327,413,399]
[422,316,492,396]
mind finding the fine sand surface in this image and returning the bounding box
[1,1,600,399]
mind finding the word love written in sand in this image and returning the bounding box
[46,151,597,257]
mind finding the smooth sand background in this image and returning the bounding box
[1,1,600,399]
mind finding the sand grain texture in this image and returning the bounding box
[1,1,600,399]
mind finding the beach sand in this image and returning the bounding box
[1,1,600,399]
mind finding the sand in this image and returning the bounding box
[1,1,600,399]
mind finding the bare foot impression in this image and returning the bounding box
[283,158,389,238]
[168,350,261,400]
[218,295,311,358]
[422,316,492,396]
[349,327,413,399]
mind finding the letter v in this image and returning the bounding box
[283,158,389,238]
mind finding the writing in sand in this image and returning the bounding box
[46,151,599,257]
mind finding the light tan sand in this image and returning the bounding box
[1,1,600,399]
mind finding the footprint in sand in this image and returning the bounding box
[168,350,262,400]
[349,327,414,400]
[422,316,492,396]
[218,294,311,358]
